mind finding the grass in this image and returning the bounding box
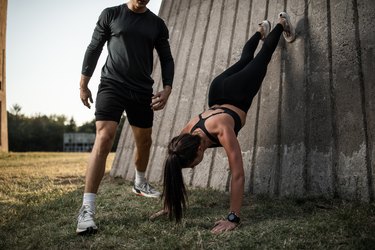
[0,152,374,250]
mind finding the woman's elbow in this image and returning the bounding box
[232,172,245,184]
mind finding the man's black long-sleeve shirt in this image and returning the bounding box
[82,4,174,94]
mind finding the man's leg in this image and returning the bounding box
[76,120,118,235]
[131,125,152,172]
[131,125,160,198]
[85,121,118,192]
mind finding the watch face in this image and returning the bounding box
[227,212,240,223]
[228,214,236,221]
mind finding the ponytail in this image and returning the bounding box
[162,133,201,222]
[163,153,186,222]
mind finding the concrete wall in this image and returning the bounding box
[0,0,8,152]
[111,0,375,202]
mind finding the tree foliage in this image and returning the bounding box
[8,112,68,151]
[8,106,90,152]
[77,119,96,133]
[7,104,125,152]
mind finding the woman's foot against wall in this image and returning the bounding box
[258,20,271,41]
[279,12,295,43]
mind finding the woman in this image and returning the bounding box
[157,12,295,234]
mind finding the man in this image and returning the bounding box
[77,0,174,235]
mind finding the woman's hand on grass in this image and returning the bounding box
[211,219,238,234]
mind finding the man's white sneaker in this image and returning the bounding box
[132,182,161,198]
[279,12,296,43]
[76,205,98,235]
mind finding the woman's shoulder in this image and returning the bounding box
[181,116,199,134]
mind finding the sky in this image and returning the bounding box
[6,0,162,125]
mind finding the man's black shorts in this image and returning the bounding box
[95,80,153,128]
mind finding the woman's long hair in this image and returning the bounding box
[162,133,201,222]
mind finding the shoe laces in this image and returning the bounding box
[140,182,156,193]
[78,205,95,222]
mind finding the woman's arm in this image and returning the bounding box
[221,127,244,214]
[211,126,244,233]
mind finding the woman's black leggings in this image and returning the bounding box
[208,23,284,113]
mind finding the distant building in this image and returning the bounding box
[0,0,8,152]
[63,133,95,152]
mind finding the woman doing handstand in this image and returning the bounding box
[158,12,295,234]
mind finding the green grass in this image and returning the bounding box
[0,152,374,249]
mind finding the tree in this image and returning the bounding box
[65,117,77,133]
[7,104,108,151]
[77,119,96,133]
[8,105,67,152]
[10,103,22,116]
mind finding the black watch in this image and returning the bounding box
[227,212,240,224]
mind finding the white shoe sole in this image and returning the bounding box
[76,226,98,235]
[132,187,160,198]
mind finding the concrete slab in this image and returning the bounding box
[305,0,334,197]
[358,0,375,201]
[191,150,214,188]
[110,121,130,177]
[209,148,231,191]
[279,0,307,197]
[330,0,369,201]
[251,0,283,195]
[148,146,167,184]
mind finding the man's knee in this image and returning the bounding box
[95,121,118,148]
[96,131,115,146]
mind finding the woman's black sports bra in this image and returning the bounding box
[190,106,242,148]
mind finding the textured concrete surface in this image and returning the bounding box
[0,0,8,152]
[111,0,375,202]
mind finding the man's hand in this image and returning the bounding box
[80,87,93,109]
[151,85,172,111]
[211,219,239,234]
